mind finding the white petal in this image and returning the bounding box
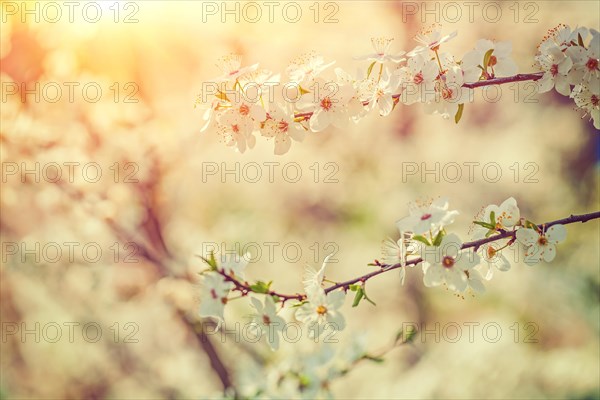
[546,224,567,243]
[423,265,444,287]
[516,228,538,245]
[541,243,557,262]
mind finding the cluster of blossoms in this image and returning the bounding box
[195,24,599,155]
[196,197,585,352]
[534,24,599,128]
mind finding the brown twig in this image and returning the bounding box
[217,211,600,301]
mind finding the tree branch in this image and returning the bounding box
[294,71,545,121]
[218,211,600,302]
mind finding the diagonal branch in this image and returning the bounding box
[294,72,545,121]
[218,211,600,302]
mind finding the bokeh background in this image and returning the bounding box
[1,0,599,398]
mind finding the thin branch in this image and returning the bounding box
[293,71,545,121]
[218,211,600,302]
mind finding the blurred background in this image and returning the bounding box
[1,0,599,398]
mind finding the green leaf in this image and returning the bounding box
[362,354,385,363]
[249,280,272,294]
[485,229,496,238]
[412,235,431,246]
[291,300,308,308]
[396,327,417,344]
[352,287,364,307]
[366,61,377,78]
[454,103,464,124]
[362,285,377,306]
[483,48,495,70]
[473,221,495,230]
[271,295,280,303]
[578,33,585,47]
[525,220,539,231]
[298,86,310,95]
[198,251,218,270]
[349,284,360,292]
[432,230,445,246]
[489,211,496,225]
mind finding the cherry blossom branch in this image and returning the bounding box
[461,72,544,89]
[293,72,544,121]
[219,211,599,302]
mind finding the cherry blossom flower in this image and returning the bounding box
[217,97,266,153]
[366,71,401,116]
[395,54,438,105]
[213,54,259,83]
[248,296,286,351]
[462,39,518,78]
[423,65,473,118]
[408,26,458,56]
[199,273,233,326]
[396,197,459,236]
[421,233,481,292]
[261,103,306,155]
[220,252,250,279]
[381,234,415,285]
[535,44,574,96]
[477,240,512,280]
[571,82,600,129]
[471,197,521,240]
[286,52,335,86]
[296,78,355,132]
[539,24,589,52]
[302,254,334,293]
[566,29,599,85]
[354,37,406,64]
[516,224,567,265]
[295,288,346,338]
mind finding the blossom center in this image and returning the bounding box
[320,97,333,111]
[239,104,250,116]
[591,94,599,107]
[442,256,455,268]
[586,58,599,71]
[537,236,548,246]
[441,86,453,100]
[262,315,271,325]
[277,120,289,132]
[316,305,328,315]
[421,213,432,220]
[488,55,498,66]
[232,124,240,134]
[550,64,559,77]
[414,72,424,84]
[487,246,497,259]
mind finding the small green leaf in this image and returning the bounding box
[454,103,464,124]
[483,48,495,70]
[271,295,280,303]
[198,251,218,270]
[397,327,417,344]
[362,354,385,363]
[489,211,496,225]
[299,86,310,95]
[249,280,272,294]
[366,61,377,78]
[412,235,432,246]
[352,287,364,307]
[362,285,377,306]
[485,229,496,238]
[473,221,496,230]
[349,284,360,291]
[525,220,539,231]
[578,33,585,47]
[291,300,308,308]
[432,230,445,246]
